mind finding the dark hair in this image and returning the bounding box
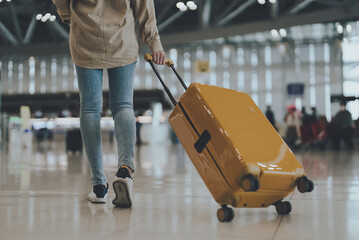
[340,100,347,106]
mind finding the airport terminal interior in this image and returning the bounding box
[1,0,359,239]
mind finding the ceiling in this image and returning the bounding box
[0,0,359,48]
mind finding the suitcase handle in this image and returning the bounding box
[165,58,188,90]
[144,54,177,106]
[144,54,187,90]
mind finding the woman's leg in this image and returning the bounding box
[107,62,137,172]
[76,65,107,185]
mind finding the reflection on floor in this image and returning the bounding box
[1,127,359,240]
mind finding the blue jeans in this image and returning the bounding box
[76,63,136,185]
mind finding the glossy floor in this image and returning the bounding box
[1,128,359,240]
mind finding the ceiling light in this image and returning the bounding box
[7,0,12,2]
[179,5,188,11]
[41,16,47,22]
[186,1,194,6]
[258,0,265,5]
[0,0,3,3]
[346,24,352,33]
[187,1,197,10]
[279,28,287,37]
[50,15,56,21]
[271,29,279,39]
[176,2,185,9]
[36,14,42,20]
[269,0,276,3]
[189,5,197,10]
[44,13,51,18]
[337,25,343,34]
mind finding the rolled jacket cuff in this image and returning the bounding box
[148,37,163,53]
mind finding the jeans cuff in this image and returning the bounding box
[118,160,135,172]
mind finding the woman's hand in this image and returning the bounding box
[152,50,166,65]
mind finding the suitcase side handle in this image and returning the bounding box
[194,130,211,153]
[144,54,177,106]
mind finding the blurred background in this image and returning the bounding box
[1,0,359,160]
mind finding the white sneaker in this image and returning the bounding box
[112,168,133,208]
[88,183,108,203]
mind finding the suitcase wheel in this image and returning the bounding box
[275,201,292,215]
[241,174,260,192]
[217,205,234,222]
[297,176,314,193]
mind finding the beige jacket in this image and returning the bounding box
[52,0,163,68]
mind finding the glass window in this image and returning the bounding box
[324,43,330,64]
[18,63,24,94]
[343,42,359,62]
[223,46,230,60]
[184,52,191,70]
[252,93,258,105]
[170,48,178,66]
[266,92,272,106]
[309,44,315,64]
[251,49,258,67]
[265,70,272,91]
[8,60,13,94]
[310,86,316,107]
[223,72,230,89]
[210,72,216,86]
[196,47,203,59]
[295,98,302,111]
[237,48,244,66]
[62,57,68,76]
[325,84,331,121]
[265,46,271,66]
[209,51,216,68]
[237,71,244,91]
[184,72,191,87]
[251,73,258,92]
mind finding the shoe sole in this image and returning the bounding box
[88,194,107,204]
[112,179,132,208]
[88,198,106,204]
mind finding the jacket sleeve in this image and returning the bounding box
[131,0,163,52]
[51,0,71,23]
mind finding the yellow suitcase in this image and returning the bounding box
[145,54,314,222]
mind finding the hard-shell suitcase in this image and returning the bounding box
[144,54,314,222]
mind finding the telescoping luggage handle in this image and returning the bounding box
[144,54,189,107]
[144,54,211,154]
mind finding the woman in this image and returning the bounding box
[52,0,166,207]
[284,104,301,148]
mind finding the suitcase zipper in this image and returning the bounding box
[178,102,236,191]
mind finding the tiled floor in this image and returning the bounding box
[1,126,359,240]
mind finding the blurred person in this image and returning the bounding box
[300,107,314,144]
[52,0,166,207]
[265,106,276,130]
[316,114,329,150]
[310,107,318,123]
[329,101,354,150]
[284,104,301,148]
